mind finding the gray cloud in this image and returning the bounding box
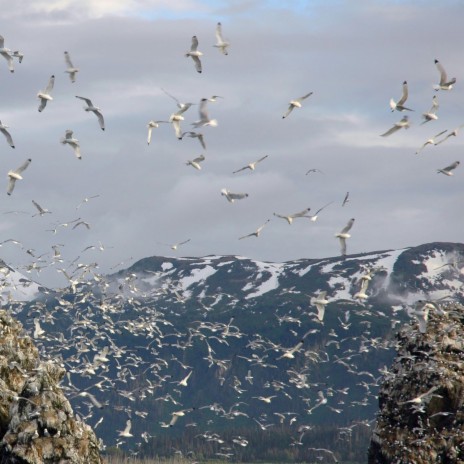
[0,0,462,287]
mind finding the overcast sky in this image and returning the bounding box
[0,0,463,288]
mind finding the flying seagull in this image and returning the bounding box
[0,35,14,73]
[282,92,313,118]
[37,75,55,112]
[390,81,413,112]
[311,291,329,321]
[185,154,205,170]
[0,121,15,148]
[32,200,51,217]
[421,95,439,124]
[181,131,206,150]
[214,22,230,55]
[64,51,79,83]
[170,105,193,139]
[169,239,191,251]
[335,218,355,256]
[7,158,31,195]
[415,130,447,154]
[342,192,350,207]
[305,168,324,175]
[233,155,268,174]
[185,36,203,73]
[380,115,410,137]
[239,219,270,240]
[434,124,464,146]
[147,120,168,145]
[221,188,249,203]
[118,419,133,438]
[192,98,218,128]
[434,59,456,91]
[60,129,81,159]
[273,208,311,224]
[75,96,105,130]
[437,161,460,176]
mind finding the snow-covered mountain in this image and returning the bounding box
[105,242,464,306]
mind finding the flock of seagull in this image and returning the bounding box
[0,14,462,462]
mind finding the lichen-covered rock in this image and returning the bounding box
[368,302,464,463]
[0,310,103,463]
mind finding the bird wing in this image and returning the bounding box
[444,161,460,172]
[299,92,313,101]
[0,127,14,147]
[282,105,294,118]
[7,177,16,195]
[216,22,225,42]
[172,119,182,139]
[428,96,439,114]
[191,35,199,52]
[64,51,74,68]
[233,166,247,174]
[339,237,347,255]
[340,218,355,234]
[38,98,47,112]
[147,126,153,145]
[14,158,31,175]
[380,124,401,137]
[291,208,311,218]
[314,201,333,215]
[45,75,55,93]
[75,95,92,106]
[192,154,205,163]
[0,35,4,48]
[94,110,105,130]
[256,154,269,164]
[397,81,408,106]
[435,59,447,85]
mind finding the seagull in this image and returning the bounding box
[437,161,460,176]
[421,95,439,124]
[178,371,193,387]
[170,105,193,139]
[415,130,447,154]
[75,96,105,130]
[311,291,329,321]
[335,218,355,256]
[32,200,51,217]
[181,131,206,150]
[434,59,456,91]
[380,115,410,136]
[185,36,203,73]
[169,239,191,251]
[37,75,55,112]
[354,279,369,300]
[233,155,268,174]
[399,385,442,405]
[7,158,31,195]
[282,92,313,118]
[390,81,413,112]
[60,129,81,159]
[118,419,133,437]
[192,98,218,128]
[308,202,333,222]
[0,120,15,148]
[185,154,205,170]
[0,35,14,73]
[147,120,168,145]
[239,219,270,240]
[435,124,464,146]
[64,51,79,83]
[342,192,350,207]
[221,188,249,203]
[273,208,311,224]
[407,300,434,334]
[305,168,324,175]
[214,22,229,55]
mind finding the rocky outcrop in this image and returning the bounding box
[0,310,102,463]
[368,302,464,463]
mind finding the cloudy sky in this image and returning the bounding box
[0,0,462,288]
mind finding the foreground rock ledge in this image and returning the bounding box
[0,310,102,463]
[368,302,464,463]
